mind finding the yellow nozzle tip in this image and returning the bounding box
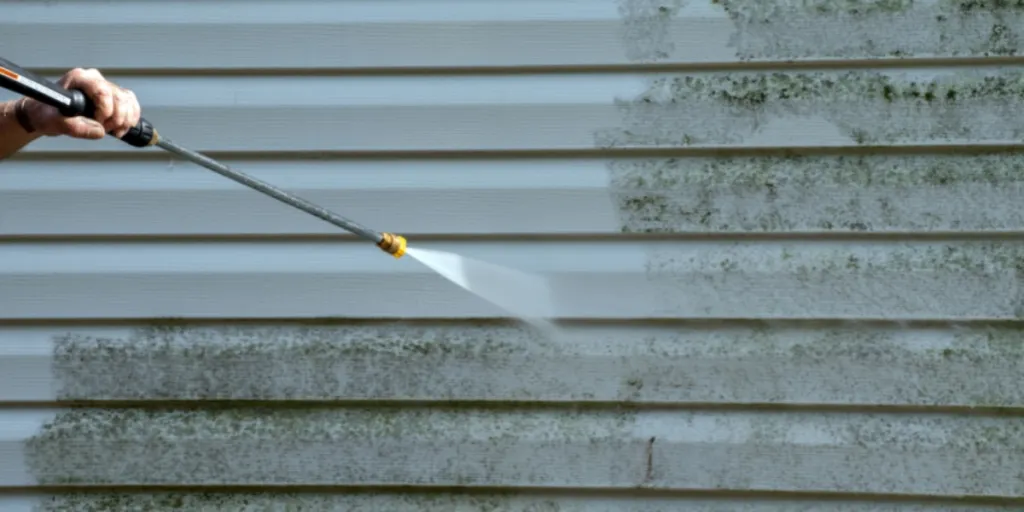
[378,232,407,259]
[392,235,407,259]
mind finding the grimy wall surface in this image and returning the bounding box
[2,1,1024,510]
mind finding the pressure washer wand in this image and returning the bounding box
[153,139,406,256]
[0,56,407,258]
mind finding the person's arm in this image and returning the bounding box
[0,98,43,158]
[0,67,141,161]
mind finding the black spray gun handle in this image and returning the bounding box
[0,56,156,148]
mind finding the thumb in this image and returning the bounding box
[63,118,106,140]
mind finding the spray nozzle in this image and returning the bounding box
[377,232,407,259]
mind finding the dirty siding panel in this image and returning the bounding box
[8,153,1024,236]
[3,496,1020,512]
[3,407,1024,497]
[7,0,1024,69]
[1,322,1022,407]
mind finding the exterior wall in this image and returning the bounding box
[2,1,1024,510]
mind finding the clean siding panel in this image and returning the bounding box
[5,0,1024,70]
[3,240,1024,320]
[0,158,619,236]
[4,0,1024,509]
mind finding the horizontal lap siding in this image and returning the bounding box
[1,240,1023,319]
[1,323,1021,406]
[8,154,1024,236]
[2,1,1022,510]
[4,1,1023,69]
[0,496,1018,512]
[9,69,1024,153]
[2,408,1022,495]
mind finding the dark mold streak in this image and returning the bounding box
[31,491,562,511]
[48,323,561,401]
[610,153,1024,233]
[23,406,636,486]
[596,69,1024,149]
[716,0,1024,60]
[636,70,1024,108]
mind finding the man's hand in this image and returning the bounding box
[18,67,141,139]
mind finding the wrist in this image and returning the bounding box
[0,99,43,159]
[13,98,38,134]
[3,99,43,142]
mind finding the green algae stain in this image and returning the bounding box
[51,322,558,401]
[613,154,1024,189]
[840,414,1024,455]
[24,407,636,486]
[28,408,448,443]
[610,153,1024,233]
[786,329,911,365]
[715,0,1024,59]
[720,0,915,18]
[58,322,540,361]
[619,0,689,61]
[955,0,1024,12]
[34,492,560,512]
[782,325,1024,408]
[939,325,1024,364]
[597,68,1024,148]
[33,322,646,486]
[791,243,1024,275]
[644,241,1024,317]
[950,0,1024,56]
[649,71,1024,107]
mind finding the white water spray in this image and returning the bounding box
[405,247,561,337]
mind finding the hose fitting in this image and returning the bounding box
[377,232,407,259]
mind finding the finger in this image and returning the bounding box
[102,86,127,135]
[103,88,123,134]
[63,117,106,140]
[112,88,140,138]
[62,68,115,125]
[124,89,142,126]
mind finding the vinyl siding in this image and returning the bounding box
[8,69,1024,154]
[5,0,1024,69]
[2,1,1024,511]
